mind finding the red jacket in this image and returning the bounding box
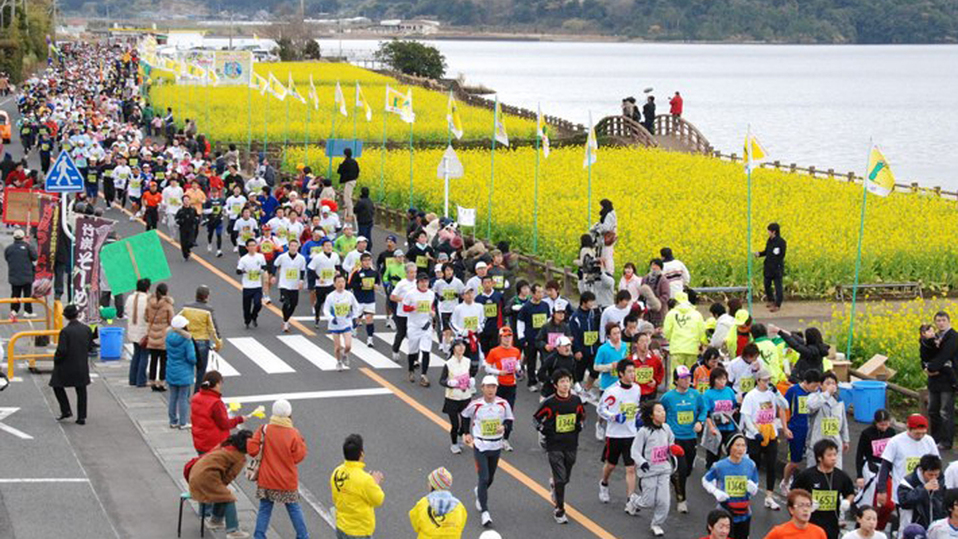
[247,422,307,492]
[190,388,244,453]
[670,95,683,115]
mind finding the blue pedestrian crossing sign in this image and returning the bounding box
[45,151,84,193]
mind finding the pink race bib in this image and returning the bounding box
[714,400,733,413]
[455,374,470,390]
[650,445,669,465]
[548,333,562,348]
[501,358,517,374]
[756,409,775,425]
[871,438,890,458]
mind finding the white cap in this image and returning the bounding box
[171,315,189,329]
[475,261,488,269]
[554,299,570,313]
[321,205,330,212]
[356,236,368,243]
[272,399,292,418]
[12,228,25,239]
[556,335,573,347]
[481,375,499,386]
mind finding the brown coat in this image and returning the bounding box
[145,295,175,350]
[188,447,246,503]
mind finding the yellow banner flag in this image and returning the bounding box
[307,74,319,111]
[267,72,287,101]
[494,99,509,147]
[583,113,597,168]
[287,72,306,104]
[447,91,463,140]
[743,129,768,173]
[250,72,269,95]
[334,81,348,117]
[866,145,895,197]
[355,82,372,122]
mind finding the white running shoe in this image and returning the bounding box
[677,500,689,513]
[553,510,568,524]
[480,511,492,527]
[216,250,223,258]
[528,384,540,393]
[765,496,781,510]
[450,443,461,454]
[625,495,641,516]
[386,318,396,330]
[502,439,513,452]
[779,479,791,497]
[336,360,344,372]
[651,525,665,537]
[233,245,239,252]
[598,482,610,503]
[366,337,374,347]
[392,351,400,362]
[207,244,212,252]
[204,517,225,530]
[263,296,271,305]
[22,312,37,319]
[595,420,605,441]
[282,322,290,333]
[128,213,136,221]
[573,382,583,394]
[225,531,250,539]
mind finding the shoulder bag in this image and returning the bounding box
[245,425,267,481]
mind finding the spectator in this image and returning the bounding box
[165,315,196,429]
[188,430,254,539]
[191,371,245,455]
[50,304,93,424]
[4,228,37,317]
[408,467,466,538]
[755,223,787,311]
[331,433,385,539]
[660,247,691,300]
[178,285,223,393]
[924,312,956,450]
[670,91,684,118]
[337,147,360,220]
[642,96,656,134]
[145,283,175,392]
[124,278,152,387]
[354,186,375,249]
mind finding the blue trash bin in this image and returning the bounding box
[852,380,887,423]
[99,327,125,361]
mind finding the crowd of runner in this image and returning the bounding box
[7,40,958,539]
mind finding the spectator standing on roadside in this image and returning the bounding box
[146,283,175,392]
[670,92,684,118]
[50,304,93,424]
[331,433,385,539]
[124,278,152,387]
[755,223,787,312]
[4,228,37,317]
[178,285,223,393]
[354,187,375,250]
[165,315,196,429]
[338,147,359,221]
[408,467,467,538]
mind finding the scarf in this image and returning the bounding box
[269,415,293,428]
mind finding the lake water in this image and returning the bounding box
[316,39,958,189]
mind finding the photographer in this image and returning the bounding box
[575,234,614,309]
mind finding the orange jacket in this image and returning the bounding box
[247,421,307,492]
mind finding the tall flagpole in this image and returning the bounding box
[263,90,269,160]
[304,91,311,166]
[284,84,291,151]
[746,125,754,313]
[845,139,873,362]
[205,71,210,138]
[352,80,359,154]
[587,110,593,228]
[533,102,541,254]
[407,114,414,207]
[486,96,498,240]
[443,90,453,218]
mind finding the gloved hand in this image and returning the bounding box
[753,432,764,444]
[614,413,628,424]
[746,480,759,496]
[468,378,476,390]
[713,490,730,503]
[640,462,650,473]
[840,498,851,513]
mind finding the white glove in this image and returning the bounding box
[840,497,851,513]
[713,490,730,503]
[468,378,476,390]
[746,480,759,496]
[485,365,501,376]
[446,379,459,389]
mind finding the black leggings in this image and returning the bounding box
[280,289,298,322]
[731,518,751,539]
[747,437,778,491]
[392,316,408,354]
[672,438,698,502]
[148,349,167,381]
[408,351,430,374]
[446,403,468,444]
[145,207,159,230]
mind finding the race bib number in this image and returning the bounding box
[464,316,479,331]
[636,366,654,385]
[484,303,498,318]
[231,203,242,215]
[334,302,351,317]
[547,333,562,348]
[247,270,261,282]
[620,402,638,421]
[739,377,755,393]
[129,158,139,167]
[501,358,518,374]
[285,268,299,281]
[416,301,431,313]
[812,489,837,511]
[821,417,840,437]
[871,438,890,458]
[442,288,457,301]
[320,269,335,281]
[169,197,181,206]
[416,256,429,268]
[677,410,694,425]
[583,331,598,347]
[41,143,50,151]
[797,396,809,415]
[311,246,323,255]
[906,457,921,474]
[261,243,274,254]
[650,445,669,464]
[714,400,733,414]
[756,408,775,425]
[130,179,141,189]
[556,413,576,434]
[725,476,747,498]
[493,275,504,288]
[480,419,501,437]
[696,381,709,393]
[532,313,547,328]
[362,277,375,290]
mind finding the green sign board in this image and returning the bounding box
[101,230,171,295]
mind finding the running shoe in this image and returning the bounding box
[450,443,461,454]
[595,420,605,441]
[366,337,374,347]
[386,318,395,330]
[625,494,641,516]
[553,509,568,524]
[233,245,238,252]
[216,250,223,258]
[336,360,344,372]
[282,322,290,333]
[419,374,430,387]
[651,525,665,536]
[779,479,791,497]
[480,511,492,527]
[205,518,225,530]
[677,500,688,513]
[207,244,212,252]
[225,531,250,539]
[263,296,271,305]
[598,482,610,503]
[502,439,513,452]
[765,496,781,510]
[408,371,416,383]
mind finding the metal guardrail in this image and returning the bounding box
[6,330,60,379]
[0,298,52,331]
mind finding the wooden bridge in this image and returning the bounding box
[594,114,713,154]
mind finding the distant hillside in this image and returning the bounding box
[68,0,958,44]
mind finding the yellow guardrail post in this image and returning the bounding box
[6,329,61,379]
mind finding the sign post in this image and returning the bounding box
[436,145,464,218]
[44,151,84,194]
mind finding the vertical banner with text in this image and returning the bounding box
[72,216,114,324]
[35,196,59,279]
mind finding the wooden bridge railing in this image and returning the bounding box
[594,115,657,148]
[654,114,714,154]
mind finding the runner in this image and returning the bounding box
[225,185,248,251]
[762,489,828,539]
[728,343,766,400]
[272,239,306,333]
[806,371,850,469]
[703,367,739,469]
[926,490,958,539]
[593,324,628,441]
[741,367,789,511]
[236,239,266,329]
[875,414,939,515]
[462,375,515,528]
[402,273,437,387]
[381,249,405,331]
[569,291,600,396]
[842,506,887,539]
[597,359,641,510]
[341,235,369,275]
[632,331,665,404]
[390,263,418,362]
[348,253,380,347]
[702,433,760,539]
[781,369,823,494]
[854,409,898,532]
[897,454,947,533]
[203,186,225,257]
[475,276,504,359]
[450,286,484,375]
[322,273,361,371]
[518,283,550,391]
[533,368,586,524]
[661,365,707,514]
[232,208,259,255]
[629,400,674,534]
[307,238,340,328]
[483,327,523,452]
[434,263,465,355]
[791,439,856,539]
[440,339,476,454]
[537,336,576,399]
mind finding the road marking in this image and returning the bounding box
[375,332,442,364]
[325,335,399,369]
[277,335,339,370]
[0,407,33,439]
[125,343,240,377]
[223,387,391,404]
[292,314,386,321]
[227,337,296,374]
[0,478,90,483]
[360,368,616,539]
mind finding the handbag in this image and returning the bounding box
[603,231,617,246]
[245,425,267,481]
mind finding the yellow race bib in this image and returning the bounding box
[812,489,837,511]
[821,417,840,437]
[480,419,501,437]
[416,301,431,313]
[620,402,638,421]
[739,377,755,393]
[906,457,921,474]
[247,270,261,282]
[483,303,498,318]
[636,366,654,385]
[556,413,576,434]
[583,331,598,347]
[532,313,547,328]
[285,268,299,281]
[797,395,809,415]
[334,302,350,317]
[725,476,747,498]
[416,256,428,268]
[362,277,375,290]
[464,316,479,331]
[442,288,458,301]
[320,269,335,281]
[677,410,694,425]
[493,275,504,288]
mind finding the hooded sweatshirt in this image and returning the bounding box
[805,390,850,469]
[663,301,706,355]
[408,490,467,539]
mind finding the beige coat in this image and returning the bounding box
[123,291,150,344]
[145,295,174,350]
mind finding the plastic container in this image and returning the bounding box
[99,327,125,361]
[838,382,854,405]
[852,380,887,423]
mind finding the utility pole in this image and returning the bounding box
[228,11,233,50]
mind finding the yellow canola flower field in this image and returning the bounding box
[149,62,538,143]
[286,143,958,300]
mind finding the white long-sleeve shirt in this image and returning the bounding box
[451,301,484,335]
[598,382,641,439]
[322,289,361,331]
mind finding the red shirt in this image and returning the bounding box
[142,190,163,208]
[632,350,664,396]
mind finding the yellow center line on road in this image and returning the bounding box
[116,203,617,539]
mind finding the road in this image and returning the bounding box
[3,96,803,539]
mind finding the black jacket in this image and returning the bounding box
[925,329,958,392]
[4,239,37,286]
[337,157,359,184]
[855,424,897,479]
[537,351,577,398]
[50,320,93,388]
[759,235,787,276]
[897,467,947,530]
[354,196,375,226]
[781,331,830,384]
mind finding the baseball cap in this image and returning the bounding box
[386,234,397,242]
[674,365,692,379]
[356,236,368,243]
[393,249,404,257]
[12,228,25,239]
[481,375,499,386]
[755,367,772,381]
[554,299,570,313]
[734,309,750,326]
[416,272,430,281]
[556,335,573,347]
[343,223,353,229]
[437,252,449,261]
[475,261,488,269]
[907,414,929,430]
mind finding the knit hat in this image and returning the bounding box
[272,399,292,418]
[171,315,189,329]
[427,467,453,491]
[725,433,746,455]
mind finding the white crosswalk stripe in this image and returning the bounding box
[227,337,296,374]
[374,332,443,367]
[123,343,240,377]
[324,335,399,369]
[277,335,341,371]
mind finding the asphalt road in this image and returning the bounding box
[3,94,802,539]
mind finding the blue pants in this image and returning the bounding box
[128,343,148,386]
[168,384,191,427]
[254,499,308,539]
[193,340,210,394]
[211,502,239,532]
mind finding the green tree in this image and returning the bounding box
[302,39,321,60]
[374,39,447,80]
